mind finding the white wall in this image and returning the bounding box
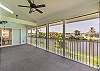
[0,22,27,45]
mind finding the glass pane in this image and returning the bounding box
[12,29,21,45]
[27,28,31,44]
[2,28,12,46]
[32,28,36,46]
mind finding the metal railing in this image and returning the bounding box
[45,38,100,69]
[28,36,100,69]
[65,39,100,68]
[27,26,100,69]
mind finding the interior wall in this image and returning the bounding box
[0,22,26,45]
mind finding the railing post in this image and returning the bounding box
[30,28,32,44]
[98,1,100,69]
[62,20,65,56]
[36,27,38,47]
[19,29,21,44]
[26,26,28,44]
[46,24,49,50]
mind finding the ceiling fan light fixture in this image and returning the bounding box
[0,3,14,14]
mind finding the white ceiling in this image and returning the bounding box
[0,0,99,25]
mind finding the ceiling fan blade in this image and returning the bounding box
[32,0,34,4]
[27,0,33,5]
[18,5,30,8]
[29,8,32,13]
[36,9,43,13]
[36,4,45,8]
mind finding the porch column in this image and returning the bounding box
[62,20,66,56]
[30,28,32,44]
[36,27,38,47]
[46,24,49,50]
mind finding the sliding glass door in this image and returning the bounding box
[32,28,36,46]
[12,29,21,45]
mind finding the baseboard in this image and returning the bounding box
[0,44,27,48]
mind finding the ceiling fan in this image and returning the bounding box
[18,0,45,14]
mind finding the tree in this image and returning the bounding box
[88,27,96,37]
[74,30,80,36]
[39,32,45,38]
[56,33,63,48]
[55,33,62,41]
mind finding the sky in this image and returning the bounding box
[65,18,99,33]
[33,18,99,33]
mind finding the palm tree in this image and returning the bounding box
[88,27,96,37]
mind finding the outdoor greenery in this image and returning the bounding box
[35,26,99,68]
[38,32,45,38]
[37,27,98,41]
